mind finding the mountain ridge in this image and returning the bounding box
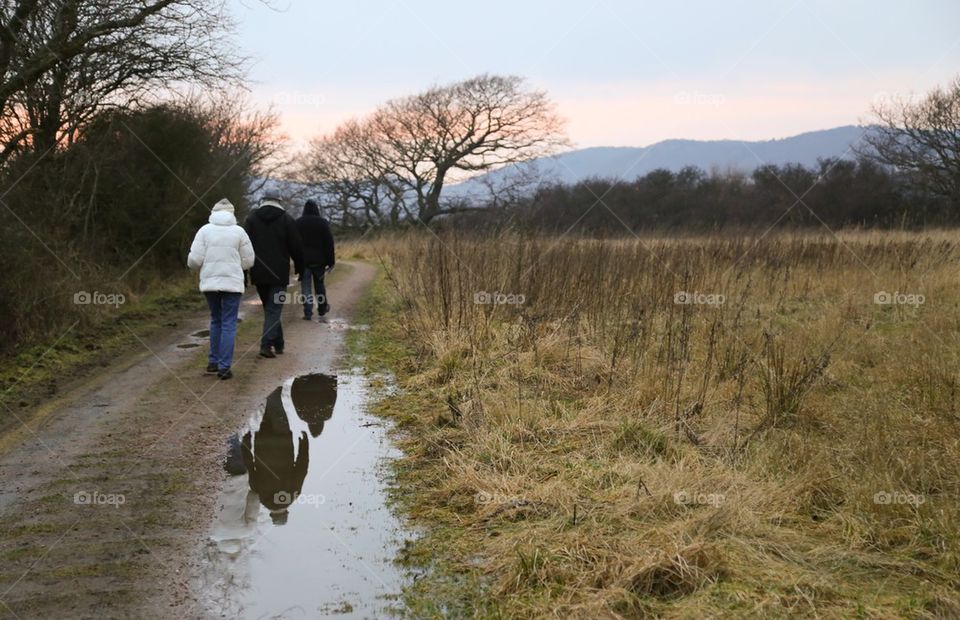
[447,125,872,200]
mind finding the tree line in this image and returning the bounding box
[444,157,947,235]
[0,0,279,350]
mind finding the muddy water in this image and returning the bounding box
[202,370,407,618]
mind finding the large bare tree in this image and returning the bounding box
[305,74,568,224]
[0,0,242,163]
[861,77,960,203]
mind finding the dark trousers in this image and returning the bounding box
[301,265,328,318]
[256,284,286,352]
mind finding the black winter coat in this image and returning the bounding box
[244,204,304,287]
[296,202,336,268]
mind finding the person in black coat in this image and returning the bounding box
[296,199,336,321]
[243,190,304,357]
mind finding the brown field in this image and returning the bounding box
[346,230,960,618]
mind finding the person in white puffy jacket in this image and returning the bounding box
[188,198,256,380]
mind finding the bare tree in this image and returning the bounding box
[861,77,960,203]
[302,119,409,228]
[304,74,568,225]
[0,0,243,163]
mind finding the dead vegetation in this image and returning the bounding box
[347,230,960,617]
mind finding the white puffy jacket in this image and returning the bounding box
[187,199,256,293]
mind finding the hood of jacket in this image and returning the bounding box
[255,203,285,223]
[209,210,237,226]
[303,200,320,217]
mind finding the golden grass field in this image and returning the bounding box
[346,230,960,618]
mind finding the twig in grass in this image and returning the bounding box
[636,476,652,499]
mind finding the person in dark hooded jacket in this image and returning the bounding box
[244,190,304,357]
[296,199,336,320]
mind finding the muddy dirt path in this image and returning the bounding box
[0,261,385,619]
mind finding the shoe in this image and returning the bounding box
[206,362,218,373]
[218,369,233,380]
[302,316,312,321]
[274,348,284,355]
[259,349,275,358]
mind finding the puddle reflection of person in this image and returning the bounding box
[211,433,261,555]
[290,374,337,437]
[242,387,309,526]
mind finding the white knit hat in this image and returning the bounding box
[212,198,235,213]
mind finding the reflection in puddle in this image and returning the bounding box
[204,371,407,618]
[241,378,331,525]
[290,373,337,437]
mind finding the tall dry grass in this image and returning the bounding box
[350,230,960,617]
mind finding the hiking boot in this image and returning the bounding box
[206,362,218,373]
[218,368,233,380]
[259,349,275,359]
[302,315,312,321]
[274,348,284,355]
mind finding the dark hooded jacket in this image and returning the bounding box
[244,204,304,287]
[296,200,336,269]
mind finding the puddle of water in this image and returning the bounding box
[177,343,200,349]
[192,329,210,338]
[203,370,408,618]
[323,319,370,332]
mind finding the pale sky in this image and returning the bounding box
[229,0,960,150]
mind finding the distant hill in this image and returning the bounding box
[447,125,872,201]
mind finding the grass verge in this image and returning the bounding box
[0,274,205,440]
[346,263,508,617]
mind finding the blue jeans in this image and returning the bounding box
[301,266,328,319]
[204,292,242,371]
[256,285,286,352]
